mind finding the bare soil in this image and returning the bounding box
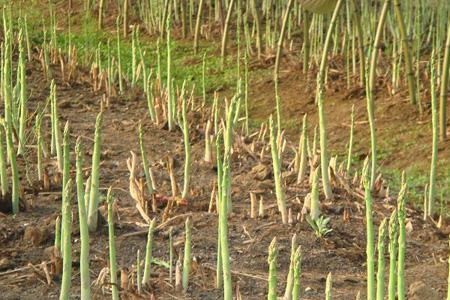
[1,1,450,299]
[0,49,448,300]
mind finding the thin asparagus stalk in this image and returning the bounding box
[310,167,321,220]
[84,176,91,218]
[61,121,70,255]
[204,120,212,163]
[75,138,90,299]
[311,125,318,158]
[116,17,123,94]
[376,218,388,300]
[367,0,389,190]
[235,0,242,81]
[220,0,236,69]
[393,0,417,105]
[259,196,265,217]
[175,258,182,292]
[3,24,13,160]
[291,246,302,300]
[181,94,191,199]
[273,0,294,82]
[107,39,113,97]
[216,134,223,289]
[223,96,239,214]
[275,81,282,141]
[267,237,278,300]
[182,217,192,292]
[166,1,174,131]
[325,272,332,300]
[55,216,61,251]
[179,0,187,38]
[24,16,31,61]
[107,187,119,300]
[98,0,104,29]
[388,209,398,300]
[122,0,129,38]
[213,94,219,135]
[51,81,63,172]
[138,123,153,198]
[169,226,173,284]
[146,77,157,123]
[3,120,19,215]
[131,26,138,88]
[137,250,141,294]
[244,51,249,135]
[59,179,73,300]
[156,38,162,88]
[349,0,365,87]
[447,236,450,300]
[35,112,44,182]
[202,53,207,106]
[220,150,232,299]
[439,19,450,141]
[193,0,205,54]
[250,192,257,218]
[302,8,310,74]
[284,234,297,300]
[346,104,355,173]
[428,53,438,215]
[142,218,156,286]
[316,0,344,200]
[0,129,8,197]
[364,172,375,300]
[17,28,27,156]
[269,115,287,224]
[397,181,407,300]
[87,112,103,232]
[297,114,308,183]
